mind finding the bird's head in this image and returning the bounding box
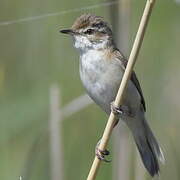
[60,14,114,51]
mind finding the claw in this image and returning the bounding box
[95,140,111,163]
[99,149,110,156]
[111,101,132,117]
[111,102,123,115]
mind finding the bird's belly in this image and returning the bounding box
[85,80,119,114]
[79,52,141,115]
[93,82,118,113]
[80,64,122,114]
[80,69,141,116]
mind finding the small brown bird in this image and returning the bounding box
[60,14,164,177]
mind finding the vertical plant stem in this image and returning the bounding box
[86,1,156,180]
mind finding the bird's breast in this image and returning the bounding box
[79,50,123,113]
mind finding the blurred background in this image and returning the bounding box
[0,0,180,179]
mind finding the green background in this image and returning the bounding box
[0,0,180,179]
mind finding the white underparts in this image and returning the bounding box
[73,35,108,51]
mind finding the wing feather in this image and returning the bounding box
[114,49,146,111]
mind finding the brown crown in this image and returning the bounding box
[71,14,108,30]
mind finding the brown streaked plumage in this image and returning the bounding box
[72,14,106,30]
[114,49,147,111]
[102,47,146,111]
[70,14,113,39]
[60,14,164,177]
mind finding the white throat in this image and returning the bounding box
[73,35,109,53]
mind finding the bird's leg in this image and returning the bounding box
[95,140,111,163]
[111,101,133,118]
[95,103,132,162]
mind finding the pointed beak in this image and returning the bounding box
[60,29,74,35]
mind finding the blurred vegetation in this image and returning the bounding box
[0,0,180,179]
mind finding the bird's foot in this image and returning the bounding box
[111,101,132,117]
[95,140,111,163]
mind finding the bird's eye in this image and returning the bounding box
[84,29,94,35]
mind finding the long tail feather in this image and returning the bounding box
[127,113,164,177]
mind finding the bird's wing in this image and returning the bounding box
[114,49,146,111]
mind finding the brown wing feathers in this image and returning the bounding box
[114,49,146,111]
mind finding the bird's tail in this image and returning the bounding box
[127,114,165,177]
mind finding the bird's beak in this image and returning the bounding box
[60,29,74,35]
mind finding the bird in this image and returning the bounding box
[60,13,164,177]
